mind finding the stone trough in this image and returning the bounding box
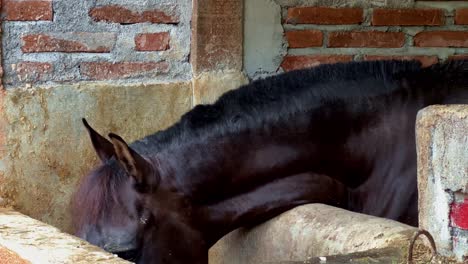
[0,105,466,263]
[209,204,436,264]
[0,209,129,264]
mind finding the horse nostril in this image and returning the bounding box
[115,249,139,261]
[103,243,122,254]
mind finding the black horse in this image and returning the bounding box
[71,60,468,263]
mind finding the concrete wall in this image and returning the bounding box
[0,0,247,233]
[0,82,192,231]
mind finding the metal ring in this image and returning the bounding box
[407,229,437,264]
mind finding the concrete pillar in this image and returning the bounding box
[191,0,248,105]
[417,105,468,262]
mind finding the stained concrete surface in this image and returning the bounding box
[0,81,192,232]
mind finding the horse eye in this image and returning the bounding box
[139,216,148,225]
[139,210,152,226]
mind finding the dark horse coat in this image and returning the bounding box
[72,60,468,263]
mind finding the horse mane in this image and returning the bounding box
[131,60,429,152]
[71,160,126,232]
[141,60,468,153]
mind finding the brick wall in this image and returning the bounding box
[280,1,468,72]
[1,0,191,88]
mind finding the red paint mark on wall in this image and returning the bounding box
[450,198,468,230]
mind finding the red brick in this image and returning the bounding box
[281,55,354,71]
[450,199,468,230]
[285,7,363,25]
[364,55,438,67]
[448,54,468,60]
[414,31,468,47]
[80,61,169,80]
[3,0,52,21]
[455,9,468,25]
[328,31,405,48]
[285,30,323,48]
[135,32,170,51]
[14,62,53,82]
[372,8,443,26]
[21,33,116,53]
[89,5,179,24]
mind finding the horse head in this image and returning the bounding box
[72,119,208,263]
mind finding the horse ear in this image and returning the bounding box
[82,118,115,162]
[108,133,155,187]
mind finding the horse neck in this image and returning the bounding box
[156,112,358,203]
[194,172,350,246]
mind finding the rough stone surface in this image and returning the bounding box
[0,82,192,232]
[417,105,468,262]
[0,209,129,263]
[192,71,248,105]
[244,0,286,79]
[209,204,433,264]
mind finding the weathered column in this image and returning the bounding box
[417,105,468,262]
[191,0,248,105]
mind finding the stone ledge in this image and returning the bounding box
[0,208,130,264]
[209,204,434,264]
